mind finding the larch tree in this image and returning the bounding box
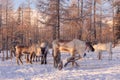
[36,0,68,40]
[0,4,2,48]
[1,0,14,60]
[114,1,120,43]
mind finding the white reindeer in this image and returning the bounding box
[93,42,113,60]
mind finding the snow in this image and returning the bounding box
[0,45,120,80]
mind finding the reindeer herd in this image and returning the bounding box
[1,39,113,70]
[14,42,49,65]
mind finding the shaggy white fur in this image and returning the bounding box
[52,39,93,58]
[93,42,113,60]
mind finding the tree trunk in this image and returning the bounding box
[94,0,96,40]
[100,2,102,42]
[57,0,60,39]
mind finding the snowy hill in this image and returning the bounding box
[0,45,120,80]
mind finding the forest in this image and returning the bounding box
[0,0,120,59]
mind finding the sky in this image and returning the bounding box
[14,0,25,9]
[14,0,36,10]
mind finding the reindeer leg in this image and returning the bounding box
[64,61,70,67]
[109,51,112,60]
[19,56,23,65]
[64,56,80,67]
[16,57,19,65]
[32,53,37,62]
[16,53,21,65]
[16,54,23,65]
[54,57,58,68]
[43,55,45,64]
[44,53,47,64]
[41,55,44,64]
[71,56,75,67]
[43,52,47,64]
[38,56,40,62]
[32,54,35,62]
[98,51,102,60]
[26,54,29,63]
[29,55,32,64]
[29,53,33,64]
[35,56,37,62]
[17,53,23,65]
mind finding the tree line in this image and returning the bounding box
[0,0,120,59]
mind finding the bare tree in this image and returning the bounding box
[80,0,83,40]
[1,0,14,60]
[108,0,117,45]
[0,4,1,28]
[93,0,97,40]
[113,1,120,43]
[36,0,68,40]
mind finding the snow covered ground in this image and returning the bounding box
[0,45,120,80]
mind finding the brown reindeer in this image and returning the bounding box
[15,44,41,65]
[32,42,49,64]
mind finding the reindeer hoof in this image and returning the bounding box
[58,61,63,70]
